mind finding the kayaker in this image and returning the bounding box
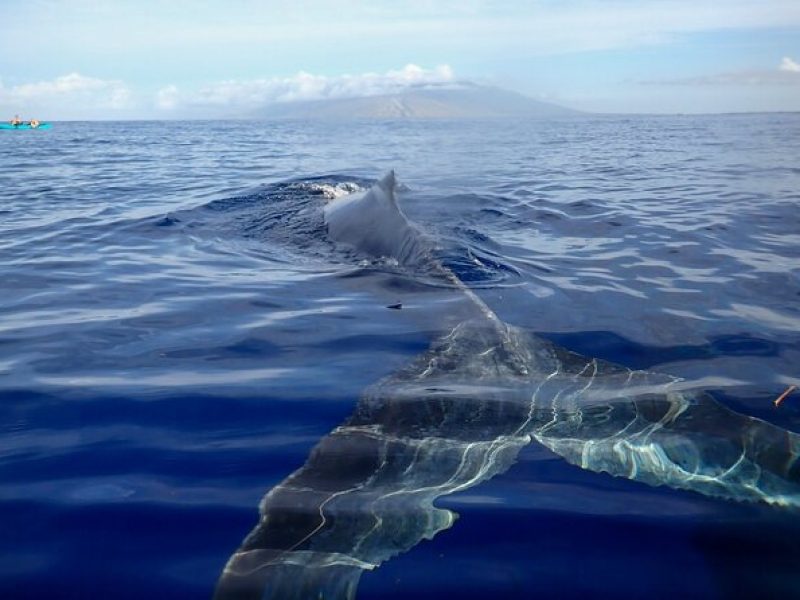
[10,115,21,127]
[29,119,40,129]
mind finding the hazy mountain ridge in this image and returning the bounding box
[259,83,578,119]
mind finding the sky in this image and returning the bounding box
[1,0,799,119]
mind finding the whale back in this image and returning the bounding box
[323,171,431,266]
[215,172,800,600]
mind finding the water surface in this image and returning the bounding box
[1,115,799,598]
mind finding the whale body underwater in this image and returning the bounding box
[215,173,800,599]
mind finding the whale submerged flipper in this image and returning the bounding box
[215,174,800,600]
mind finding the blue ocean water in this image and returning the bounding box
[1,115,799,598]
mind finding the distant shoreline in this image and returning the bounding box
[29,111,800,123]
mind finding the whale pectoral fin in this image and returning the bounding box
[535,388,800,506]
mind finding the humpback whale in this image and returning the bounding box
[215,173,800,599]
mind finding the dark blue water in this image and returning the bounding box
[2,116,799,598]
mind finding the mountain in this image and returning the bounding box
[258,83,578,119]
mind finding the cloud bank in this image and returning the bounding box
[5,73,125,102]
[0,65,457,119]
[3,58,796,119]
[780,56,800,73]
[156,64,457,113]
[0,73,133,118]
[639,57,800,86]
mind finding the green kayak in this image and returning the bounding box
[0,122,52,130]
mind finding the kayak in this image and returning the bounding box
[0,122,52,130]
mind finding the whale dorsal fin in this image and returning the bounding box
[323,170,425,265]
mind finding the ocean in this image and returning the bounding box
[1,115,799,599]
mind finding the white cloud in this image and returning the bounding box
[156,64,458,112]
[155,84,179,110]
[780,56,800,73]
[0,72,133,116]
[639,58,800,86]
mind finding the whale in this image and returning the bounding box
[215,173,800,599]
